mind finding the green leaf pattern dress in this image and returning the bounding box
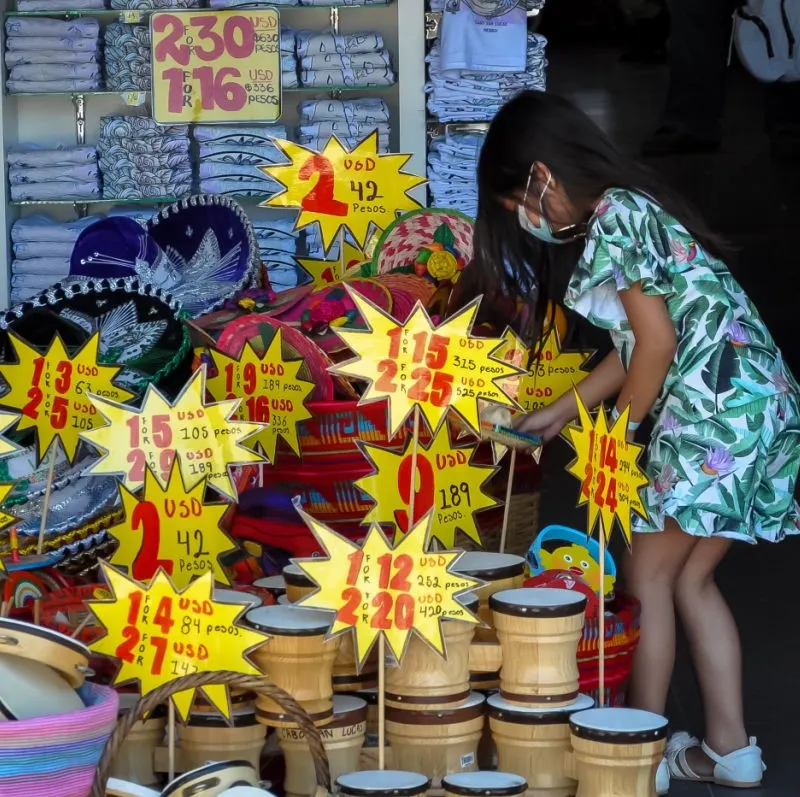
[564,188,800,542]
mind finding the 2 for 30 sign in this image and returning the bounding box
[151,9,280,124]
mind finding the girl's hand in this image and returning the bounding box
[513,403,570,443]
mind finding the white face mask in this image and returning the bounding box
[517,168,582,245]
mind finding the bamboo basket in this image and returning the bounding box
[89,671,331,797]
[475,492,541,557]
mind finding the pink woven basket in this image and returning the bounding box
[0,682,119,796]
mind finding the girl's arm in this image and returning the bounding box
[616,283,677,424]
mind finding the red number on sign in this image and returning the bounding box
[127,449,146,484]
[371,591,393,630]
[152,414,172,448]
[153,14,190,66]
[595,470,606,508]
[338,586,360,625]
[50,396,68,429]
[224,16,256,58]
[154,596,175,634]
[391,554,413,591]
[159,449,174,482]
[131,500,174,580]
[386,326,403,359]
[346,550,363,586]
[193,66,247,112]
[395,452,435,532]
[150,636,168,676]
[408,367,431,402]
[190,14,225,61]
[430,372,453,407]
[31,356,45,387]
[426,334,450,369]
[606,476,618,513]
[163,67,187,114]
[242,362,256,395]
[298,154,348,216]
[115,625,140,663]
[375,359,397,393]
[23,388,42,420]
[54,361,72,394]
[412,332,427,364]
[245,395,270,422]
[127,590,143,625]
[600,435,618,472]
[581,463,593,499]
[394,593,415,630]
[224,363,235,393]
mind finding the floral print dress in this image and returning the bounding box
[564,188,800,542]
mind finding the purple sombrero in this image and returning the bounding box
[69,195,259,318]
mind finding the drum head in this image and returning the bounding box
[452,552,526,581]
[162,761,259,797]
[490,587,587,617]
[442,771,527,797]
[487,692,594,723]
[570,707,669,743]
[213,589,262,608]
[253,575,286,592]
[245,604,333,636]
[336,770,432,797]
[283,563,314,587]
[0,653,84,720]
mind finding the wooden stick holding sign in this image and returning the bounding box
[563,390,648,706]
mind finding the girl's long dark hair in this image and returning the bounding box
[472,90,731,348]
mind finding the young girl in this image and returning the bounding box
[473,90,800,790]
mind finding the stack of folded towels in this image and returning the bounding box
[98,115,191,200]
[282,27,298,88]
[194,124,286,199]
[109,0,199,10]
[296,97,390,152]
[427,130,485,219]
[14,0,102,14]
[296,30,394,89]
[5,17,101,94]
[10,214,102,303]
[253,217,306,292]
[8,144,100,202]
[104,22,151,91]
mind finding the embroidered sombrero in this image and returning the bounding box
[69,195,259,318]
[0,277,190,394]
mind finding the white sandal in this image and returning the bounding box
[663,730,766,788]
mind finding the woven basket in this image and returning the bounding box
[89,671,331,797]
[477,491,541,556]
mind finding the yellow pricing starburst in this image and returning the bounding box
[89,565,267,720]
[109,462,235,590]
[564,390,649,545]
[356,424,499,548]
[332,291,523,436]
[261,133,425,252]
[298,231,380,288]
[206,332,314,463]
[295,512,481,665]
[0,332,133,463]
[81,367,264,500]
[0,484,18,572]
[0,412,21,461]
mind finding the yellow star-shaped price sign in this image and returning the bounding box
[298,231,380,288]
[0,332,133,463]
[0,484,18,573]
[89,564,267,720]
[261,133,426,252]
[497,328,594,414]
[296,512,481,665]
[356,424,499,548]
[109,463,235,590]
[0,412,21,460]
[332,291,523,436]
[81,367,264,500]
[206,332,314,463]
[564,390,649,545]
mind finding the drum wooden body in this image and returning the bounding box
[442,772,527,797]
[569,708,668,797]
[180,709,267,772]
[109,700,166,787]
[283,564,314,603]
[278,695,367,797]
[384,692,485,793]
[336,770,431,797]
[192,689,254,716]
[247,605,339,726]
[490,589,586,707]
[385,599,478,709]
[161,761,260,797]
[488,693,594,797]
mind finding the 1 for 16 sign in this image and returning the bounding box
[151,9,280,124]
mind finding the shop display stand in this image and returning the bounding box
[0,0,428,307]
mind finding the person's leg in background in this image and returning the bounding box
[619,0,669,64]
[642,0,734,156]
[766,82,800,161]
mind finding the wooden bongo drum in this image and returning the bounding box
[0,618,91,687]
[108,695,166,787]
[161,761,260,797]
[488,692,594,797]
[282,564,315,603]
[336,770,431,797]
[192,688,255,716]
[384,692,485,792]
[350,687,382,769]
[278,694,367,797]
[214,589,263,610]
[569,708,668,797]
[442,772,527,797]
[385,596,478,709]
[252,575,286,602]
[180,707,267,772]
[490,589,586,707]
[246,605,339,727]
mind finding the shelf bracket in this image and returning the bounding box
[72,94,86,145]
[425,12,441,40]
[330,7,340,35]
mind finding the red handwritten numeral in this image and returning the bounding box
[54,361,72,394]
[127,449,146,484]
[370,591,393,630]
[395,452,434,532]
[394,593,415,630]
[346,550,364,586]
[115,625,140,663]
[149,635,168,676]
[153,14,190,65]
[408,367,431,402]
[22,387,42,420]
[298,154,348,216]
[338,587,361,625]
[50,396,69,429]
[375,359,398,393]
[131,500,174,580]
[386,326,403,359]
[154,596,175,635]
